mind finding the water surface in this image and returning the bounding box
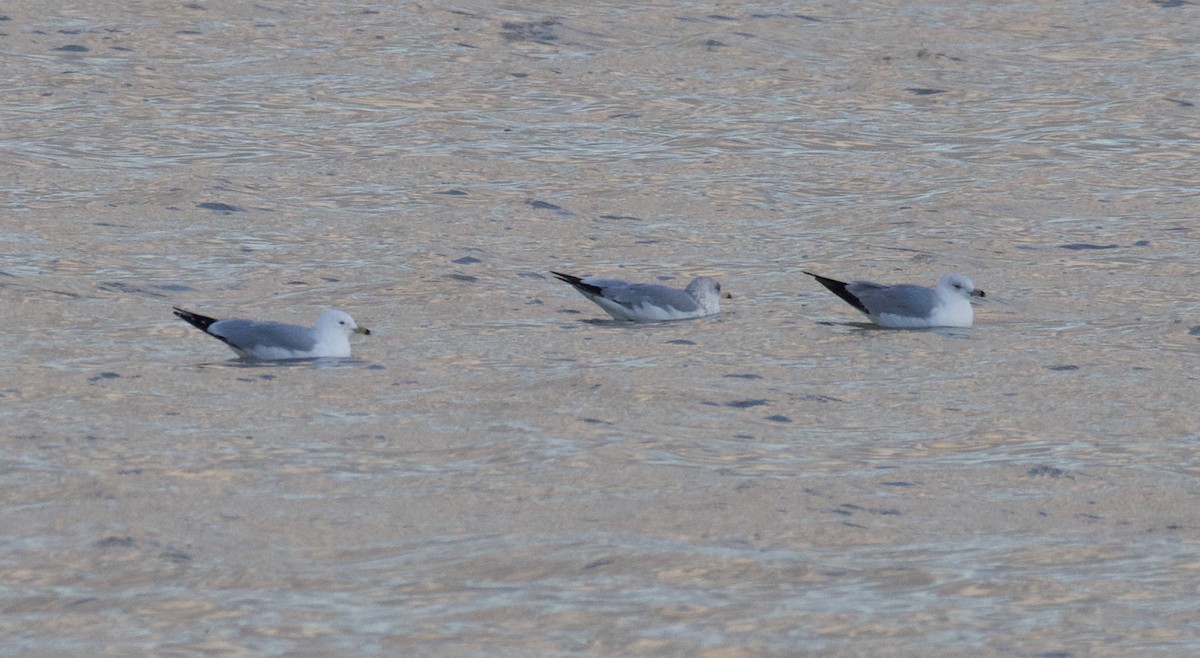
[2,1,1199,656]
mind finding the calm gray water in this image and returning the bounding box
[2,1,1199,656]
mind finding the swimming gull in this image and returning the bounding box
[551,271,729,322]
[173,307,370,359]
[804,272,984,328]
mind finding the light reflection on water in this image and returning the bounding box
[1,0,1198,654]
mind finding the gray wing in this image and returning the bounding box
[603,283,700,312]
[209,319,318,352]
[850,283,939,318]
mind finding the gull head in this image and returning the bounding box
[939,274,985,299]
[316,309,371,337]
[686,277,727,313]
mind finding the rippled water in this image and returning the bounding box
[2,1,1199,656]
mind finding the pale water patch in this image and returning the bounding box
[1,0,1199,655]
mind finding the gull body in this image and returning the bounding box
[551,271,727,322]
[804,272,984,328]
[173,307,370,359]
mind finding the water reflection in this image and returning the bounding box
[2,0,1198,654]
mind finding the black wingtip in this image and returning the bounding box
[172,307,219,333]
[802,270,840,286]
[804,272,870,316]
[550,271,582,286]
[551,271,605,297]
[803,271,847,291]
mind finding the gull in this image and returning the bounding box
[551,271,729,322]
[173,307,370,359]
[804,272,984,328]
